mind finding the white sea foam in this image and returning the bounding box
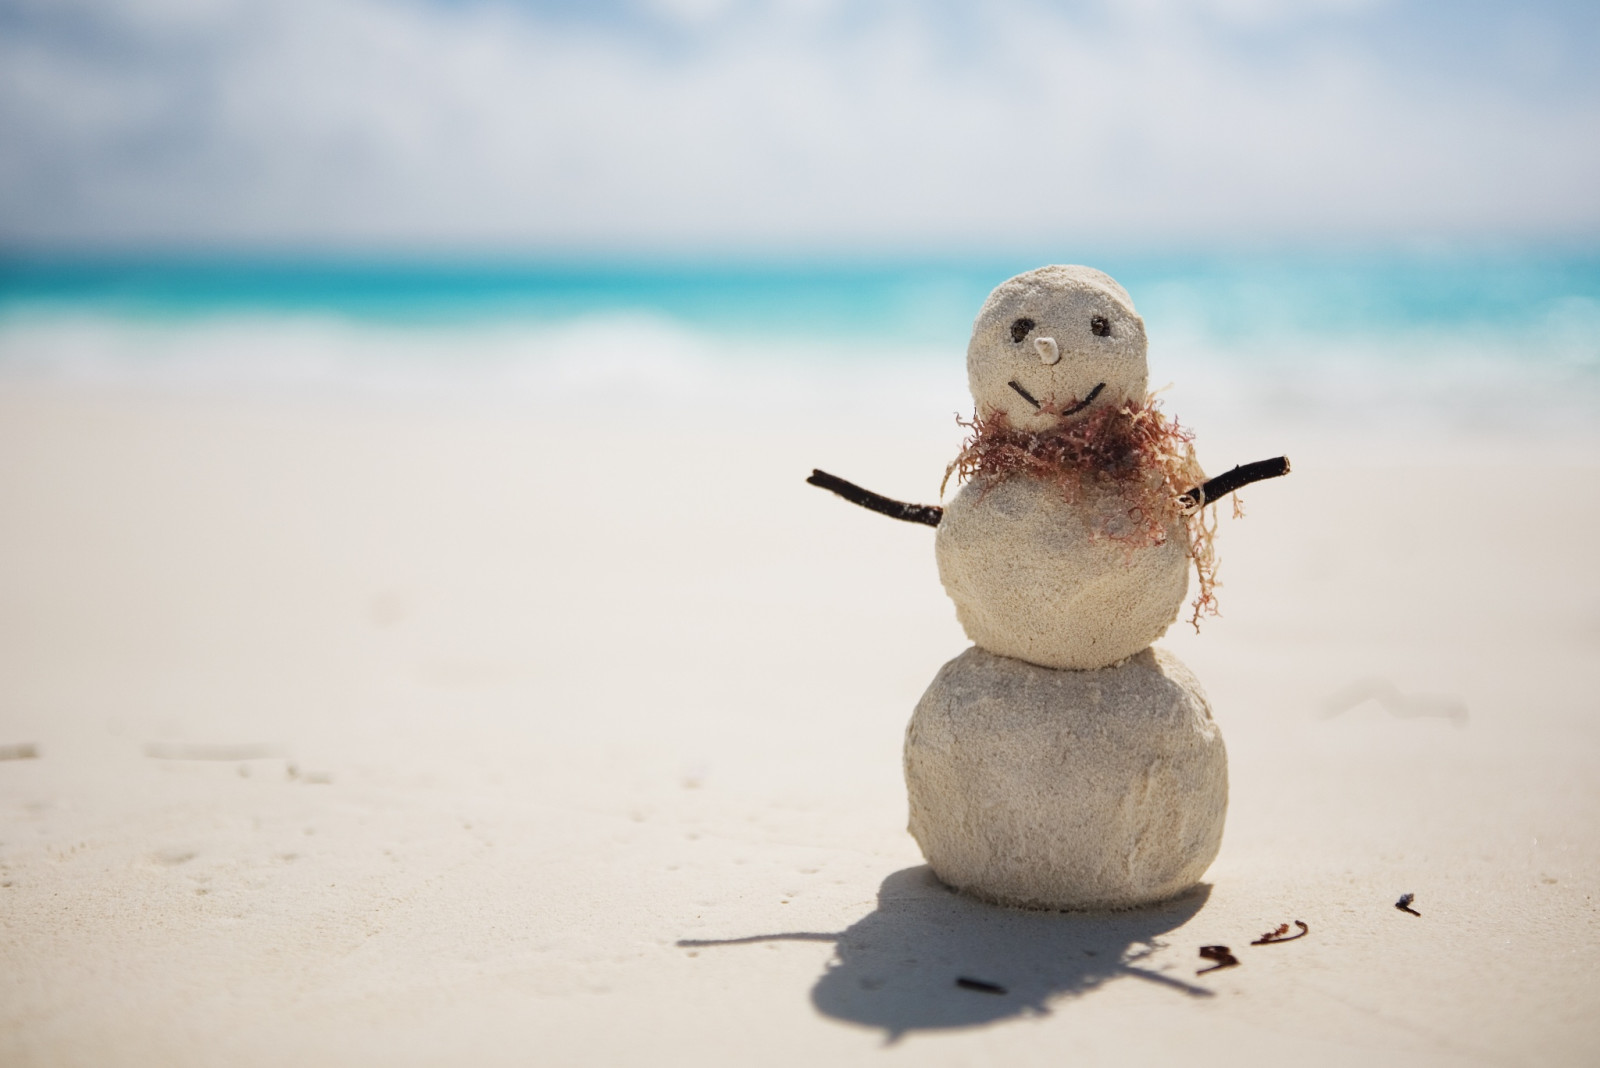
[0,308,1596,468]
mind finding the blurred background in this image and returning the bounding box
[0,0,1597,448]
[3,8,1600,1062]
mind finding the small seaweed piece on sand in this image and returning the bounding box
[1395,893,1421,917]
[955,976,1007,995]
[1197,945,1240,975]
[1251,920,1309,944]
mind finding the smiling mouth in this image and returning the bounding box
[1008,380,1106,416]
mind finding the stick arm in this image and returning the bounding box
[1178,456,1291,513]
[805,470,944,527]
[807,456,1290,527]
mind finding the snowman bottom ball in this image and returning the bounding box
[904,645,1226,910]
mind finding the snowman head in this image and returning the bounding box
[967,265,1149,432]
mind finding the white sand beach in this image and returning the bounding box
[2,380,1598,1066]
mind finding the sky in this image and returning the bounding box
[1,0,1598,253]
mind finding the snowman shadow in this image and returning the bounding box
[681,865,1212,1041]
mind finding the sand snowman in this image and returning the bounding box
[810,265,1287,910]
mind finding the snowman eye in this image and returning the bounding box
[1009,318,1036,343]
[1090,315,1111,337]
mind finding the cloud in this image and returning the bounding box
[0,0,1596,249]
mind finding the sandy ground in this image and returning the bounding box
[1,382,1598,1066]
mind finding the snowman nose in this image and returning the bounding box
[1034,337,1061,365]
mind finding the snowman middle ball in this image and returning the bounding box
[936,475,1190,670]
[939,264,1194,670]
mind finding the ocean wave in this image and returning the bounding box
[0,307,1594,465]
[2,254,1596,465]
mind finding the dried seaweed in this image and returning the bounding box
[943,395,1220,626]
[1251,921,1309,945]
[1196,945,1239,975]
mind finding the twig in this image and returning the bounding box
[956,976,1007,995]
[1007,380,1042,409]
[1196,945,1239,975]
[810,454,1288,529]
[1179,457,1290,513]
[1395,893,1421,917]
[1059,381,1106,416]
[1251,921,1309,945]
[1006,380,1106,416]
[806,470,943,527]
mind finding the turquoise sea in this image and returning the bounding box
[4,253,1598,346]
[2,252,1597,455]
